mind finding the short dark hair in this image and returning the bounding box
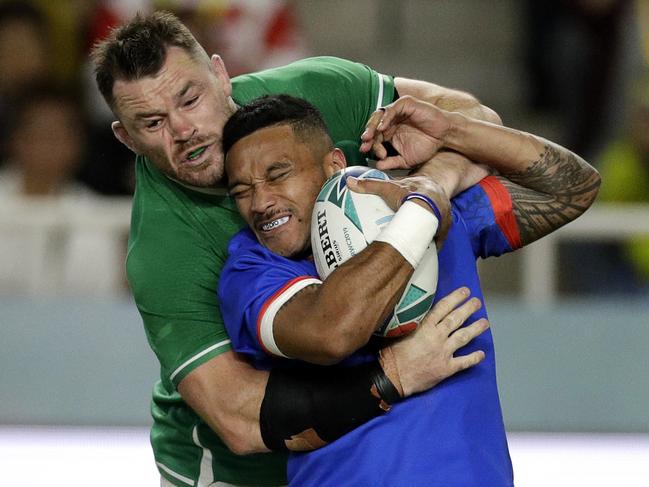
[222,95,334,156]
[91,11,207,111]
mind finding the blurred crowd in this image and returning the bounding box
[0,0,307,196]
[0,0,307,295]
[0,0,647,296]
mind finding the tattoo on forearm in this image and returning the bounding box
[498,143,600,245]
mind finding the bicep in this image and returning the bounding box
[220,255,322,361]
[394,77,501,123]
[178,351,269,455]
[272,283,339,364]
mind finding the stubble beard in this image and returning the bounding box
[147,145,226,188]
[177,154,225,187]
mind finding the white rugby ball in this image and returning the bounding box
[311,166,438,337]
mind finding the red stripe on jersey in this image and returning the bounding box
[256,276,315,356]
[479,176,522,250]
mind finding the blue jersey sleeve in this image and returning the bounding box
[453,176,522,259]
[218,230,320,362]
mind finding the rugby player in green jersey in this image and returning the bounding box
[92,11,498,486]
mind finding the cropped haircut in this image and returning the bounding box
[222,95,334,157]
[91,11,208,111]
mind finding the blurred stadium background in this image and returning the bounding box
[0,0,648,485]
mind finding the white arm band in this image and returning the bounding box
[374,201,438,268]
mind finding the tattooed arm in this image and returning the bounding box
[361,96,601,246]
[442,121,601,245]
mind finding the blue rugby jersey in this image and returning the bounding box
[219,177,521,486]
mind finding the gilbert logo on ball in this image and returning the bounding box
[311,167,438,337]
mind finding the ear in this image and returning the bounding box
[211,54,232,97]
[111,121,139,154]
[324,148,347,177]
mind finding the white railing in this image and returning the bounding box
[1,198,648,301]
[0,197,133,294]
[0,196,133,230]
[521,204,649,305]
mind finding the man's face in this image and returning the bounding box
[111,46,236,187]
[225,124,345,257]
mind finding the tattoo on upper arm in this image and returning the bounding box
[499,143,600,245]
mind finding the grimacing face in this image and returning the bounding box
[111,46,237,187]
[225,124,346,258]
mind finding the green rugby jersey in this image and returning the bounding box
[127,56,395,486]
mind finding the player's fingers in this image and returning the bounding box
[360,108,387,151]
[375,156,410,171]
[447,318,489,352]
[347,178,404,210]
[451,350,486,372]
[419,287,470,328]
[374,103,401,133]
[371,135,388,160]
[347,177,388,194]
[440,299,483,335]
[363,108,385,137]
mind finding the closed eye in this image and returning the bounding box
[184,96,199,108]
[268,169,291,182]
[229,186,250,200]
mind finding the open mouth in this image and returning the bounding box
[186,146,207,162]
[261,216,290,232]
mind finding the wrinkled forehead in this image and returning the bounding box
[112,46,214,117]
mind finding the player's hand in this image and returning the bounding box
[359,96,453,170]
[347,175,451,247]
[413,151,493,199]
[380,287,489,397]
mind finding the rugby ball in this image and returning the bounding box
[311,166,438,337]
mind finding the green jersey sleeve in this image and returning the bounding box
[232,56,395,164]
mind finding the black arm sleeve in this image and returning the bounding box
[260,360,401,451]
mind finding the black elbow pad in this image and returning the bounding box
[260,361,400,451]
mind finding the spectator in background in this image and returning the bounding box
[522,0,629,159]
[0,1,51,163]
[0,84,126,294]
[153,0,308,76]
[597,80,649,290]
[0,85,88,197]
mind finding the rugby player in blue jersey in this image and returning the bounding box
[219,94,600,486]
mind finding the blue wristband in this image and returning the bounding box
[401,192,442,222]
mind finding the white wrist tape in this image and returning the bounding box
[374,201,439,268]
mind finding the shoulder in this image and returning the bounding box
[451,182,491,221]
[224,228,315,277]
[225,227,270,263]
[232,56,390,106]
[451,177,521,255]
[452,176,516,219]
[234,56,372,83]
